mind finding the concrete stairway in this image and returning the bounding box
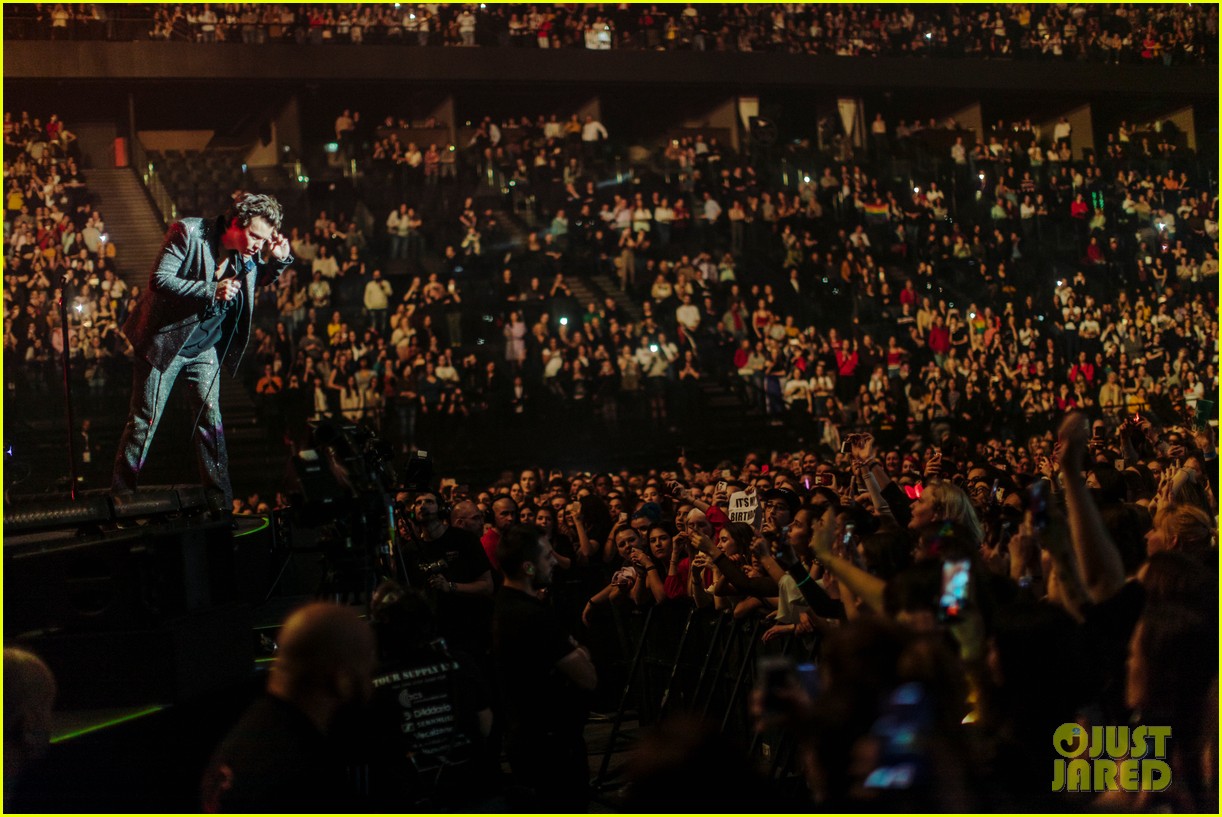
[84,168,168,290]
[588,272,644,323]
[486,201,646,326]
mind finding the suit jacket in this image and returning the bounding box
[121,217,292,373]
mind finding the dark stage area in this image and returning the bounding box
[4,491,362,810]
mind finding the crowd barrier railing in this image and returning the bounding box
[588,600,820,790]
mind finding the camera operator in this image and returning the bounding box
[397,490,494,659]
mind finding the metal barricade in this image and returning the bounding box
[591,602,820,790]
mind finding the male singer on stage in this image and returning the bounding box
[112,192,292,509]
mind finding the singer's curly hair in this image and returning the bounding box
[226,192,283,230]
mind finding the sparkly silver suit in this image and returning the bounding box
[111,216,291,506]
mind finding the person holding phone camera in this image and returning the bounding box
[402,491,494,656]
[582,523,648,625]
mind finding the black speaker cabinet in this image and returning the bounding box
[4,519,236,638]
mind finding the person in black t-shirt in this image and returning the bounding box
[365,582,496,810]
[400,490,495,655]
[492,524,597,812]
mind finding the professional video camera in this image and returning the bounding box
[281,420,405,597]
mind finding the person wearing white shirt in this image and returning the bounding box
[581,116,608,144]
[386,204,409,259]
[675,294,701,334]
[1020,196,1036,222]
[403,143,423,169]
[197,7,217,41]
[782,369,811,410]
[870,113,888,158]
[613,201,632,234]
[640,335,677,380]
[312,246,339,279]
[701,192,722,244]
[457,10,476,45]
[631,205,652,235]
[653,200,675,246]
[435,353,460,384]
[363,269,392,336]
[308,271,332,308]
[334,109,354,142]
[312,377,330,420]
[542,344,565,380]
[1183,372,1204,410]
[950,136,967,165]
[1052,117,1072,144]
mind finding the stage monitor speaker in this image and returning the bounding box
[111,488,181,519]
[4,519,236,638]
[3,495,112,535]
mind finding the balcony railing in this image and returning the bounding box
[128,136,176,229]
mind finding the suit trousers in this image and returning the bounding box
[112,346,232,507]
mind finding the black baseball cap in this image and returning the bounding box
[762,487,801,515]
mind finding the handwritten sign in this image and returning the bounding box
[728,489,759,527]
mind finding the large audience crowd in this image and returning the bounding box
[6,3,1217,65]
[2,110,127,409]
[246,94,1219,464]
[408,393,1218,808]
[9,404,1218,810]
[3,22,1218,811]
[6,96,1217,472]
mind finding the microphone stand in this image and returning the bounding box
[58,277,79,499]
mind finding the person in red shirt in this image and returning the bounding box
[1067,352,1096,386]
[1085,235,1107,265]
[928,314,951,363]
[732,338,752,371]
[899,279,918,308]
[1069,193,1090,220]
[836,339,859,379]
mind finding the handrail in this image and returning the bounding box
[128,135,176,230]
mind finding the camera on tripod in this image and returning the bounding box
[278,421,416,598]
